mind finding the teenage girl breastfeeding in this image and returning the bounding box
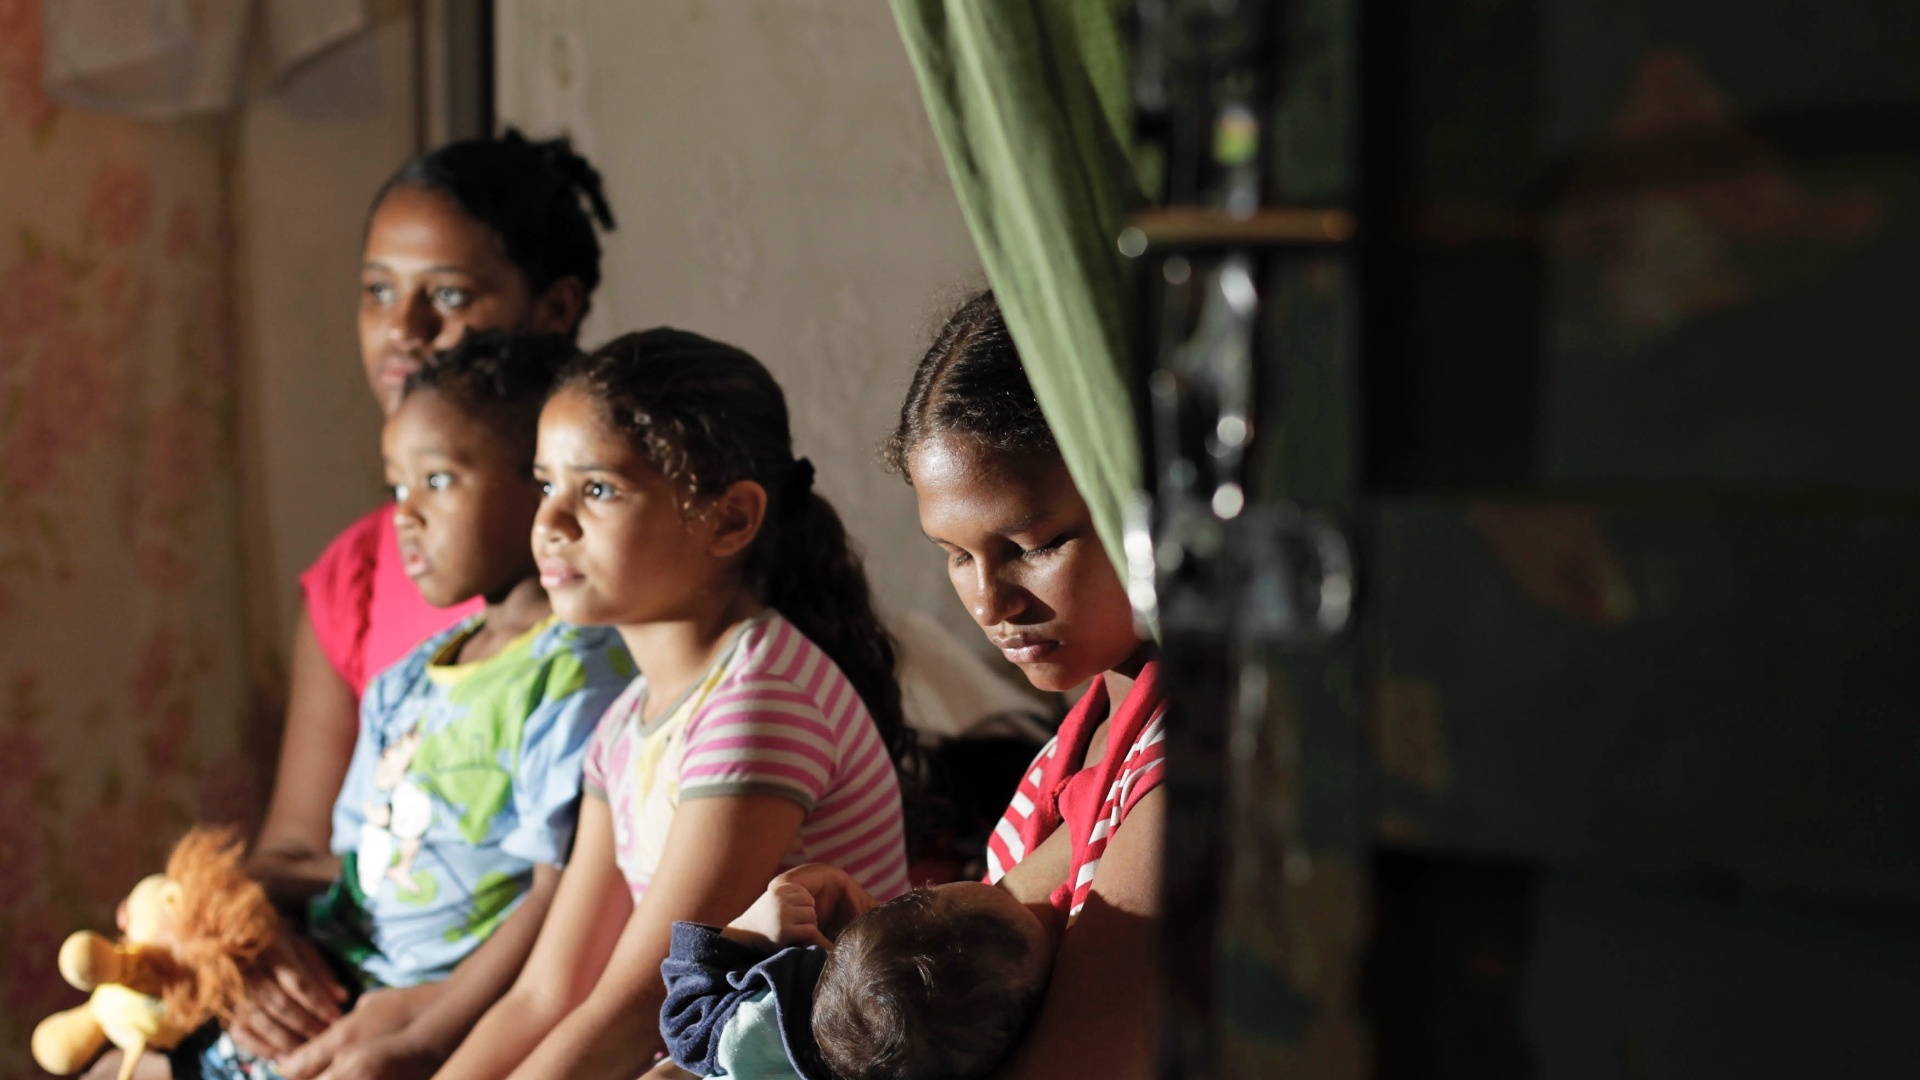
[239,133,616,1063]
[890,290,1166,1079]
[435,330,915,1080]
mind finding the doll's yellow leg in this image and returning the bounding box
[31,1006,109,1076]
[114,1039,146,1080]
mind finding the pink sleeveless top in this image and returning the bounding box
[299,506,484,697]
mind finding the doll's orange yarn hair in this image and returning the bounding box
[156,827,279,1025]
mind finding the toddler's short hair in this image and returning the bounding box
[811,888,1046,1080]
[403,329,578,461]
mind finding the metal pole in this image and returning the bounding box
[1127,3,1355,1075]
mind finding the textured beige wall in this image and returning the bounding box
[230,2,419,651]
[496,0,984,633]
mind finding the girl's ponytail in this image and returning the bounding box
[761,482,914,780]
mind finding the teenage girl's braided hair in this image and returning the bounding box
[883,289,1057,478]
[372,128,617,326]
[557,329,918,787]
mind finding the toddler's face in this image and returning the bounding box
[383,389,541,607]
[911,433,1143,692]
[531,388,724,628]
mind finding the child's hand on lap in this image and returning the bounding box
[723,863,877,951]
[277,986,431,1079]
[303,1030,440,1080]
[229,927,349,1058]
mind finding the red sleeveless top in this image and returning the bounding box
[299,506,482,697]
[984,661,1168,919]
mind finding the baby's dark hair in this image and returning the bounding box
[403,330,579,462]
[883,289,1057,478]
[556,329,917,785]
[812,889,1046,1080]
[372,128,616,327]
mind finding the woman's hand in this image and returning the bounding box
[277,987,426,1079]
[228,930,349,1059]
[308,1032,440,1080]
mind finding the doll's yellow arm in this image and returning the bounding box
[58,930,125,991]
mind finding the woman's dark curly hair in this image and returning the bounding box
[557,329,917,788]
[403,329,579,463]
[883,289,1057,478]
[372,128,616,328]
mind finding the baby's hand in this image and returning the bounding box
[726,881,831,951]
[772,863,880,940]
[724,864,878,951]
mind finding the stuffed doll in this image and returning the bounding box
[31,827,279,1080]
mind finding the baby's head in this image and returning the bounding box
[811,882,1051,1080]
[384,329,577,607]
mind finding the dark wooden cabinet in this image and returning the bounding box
[1203,1,1920,1075]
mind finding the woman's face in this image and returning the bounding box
[531,387,723,629]
[359,186,573,416]
[911,433,1142,693]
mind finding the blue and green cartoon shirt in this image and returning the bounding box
[313,615,634,988]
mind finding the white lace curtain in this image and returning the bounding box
[42,0,365,117]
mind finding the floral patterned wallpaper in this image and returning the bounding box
[0,3,259,1073]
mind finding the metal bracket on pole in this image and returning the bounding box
[1129,2,1356,1075]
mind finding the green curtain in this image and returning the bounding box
[890,0,1145,575]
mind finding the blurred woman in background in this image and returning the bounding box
[235,131,617,1065]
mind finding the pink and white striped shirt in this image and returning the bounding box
[582,611,909,903]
